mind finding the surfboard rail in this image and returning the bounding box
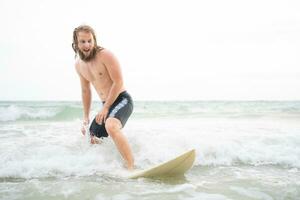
[128,149,196,179]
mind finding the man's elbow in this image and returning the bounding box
[81,87,91,94]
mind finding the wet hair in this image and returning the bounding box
[72,25,104,61]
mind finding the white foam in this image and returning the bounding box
[0,121,123,178]
[1,115,300,179]
[126,117,300,168]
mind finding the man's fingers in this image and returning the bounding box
[96,114,103,124]
[103,114,108,123]
[81,125,86,135]
[96,109,109,125]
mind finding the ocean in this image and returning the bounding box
[0,101,300,200]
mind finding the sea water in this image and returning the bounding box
[0,101,300,200]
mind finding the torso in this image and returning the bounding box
[75,50,124,101]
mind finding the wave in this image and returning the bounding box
[135,135,300,169]
[1,140,299,179]
[1,101,300,122]
[0,103,82,122]
[134,101,300,119]
[0,118,299,179]
[193,142,300,168]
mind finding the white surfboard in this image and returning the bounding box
[128,149,196,179]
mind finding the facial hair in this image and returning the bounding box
[78,47,97,62]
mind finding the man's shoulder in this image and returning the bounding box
[74,58,80,68]
[75,58,84,74]
[97,48,115,61]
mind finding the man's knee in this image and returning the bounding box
[105,118,121,138]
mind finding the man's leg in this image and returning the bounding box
[105,117,134,170]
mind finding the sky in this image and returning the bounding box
[0,0,300,101]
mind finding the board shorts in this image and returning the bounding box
[89,91,133,138]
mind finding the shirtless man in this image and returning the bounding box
[72,25,134,170]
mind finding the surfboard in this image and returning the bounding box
[128,149,196,179]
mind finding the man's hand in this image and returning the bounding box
[81,119,89,135]
[96,107,109,124]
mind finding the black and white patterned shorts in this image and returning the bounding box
[89,91,133,138]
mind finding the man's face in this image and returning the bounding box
[77,31,95,60]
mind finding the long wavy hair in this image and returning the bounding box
[72,25,104,61]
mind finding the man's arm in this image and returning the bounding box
[75,65,92,126]
[101,49,124,109]
[95,49,124,124]
[80,75,91,122]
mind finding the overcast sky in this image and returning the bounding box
[0,0,300,101]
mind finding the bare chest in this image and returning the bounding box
[79,61,108,82]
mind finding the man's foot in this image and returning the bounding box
[125,162,134,171]
[127,166,134,171]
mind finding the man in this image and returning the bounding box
[72,25,134,170]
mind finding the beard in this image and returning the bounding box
[78,47,97,62]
